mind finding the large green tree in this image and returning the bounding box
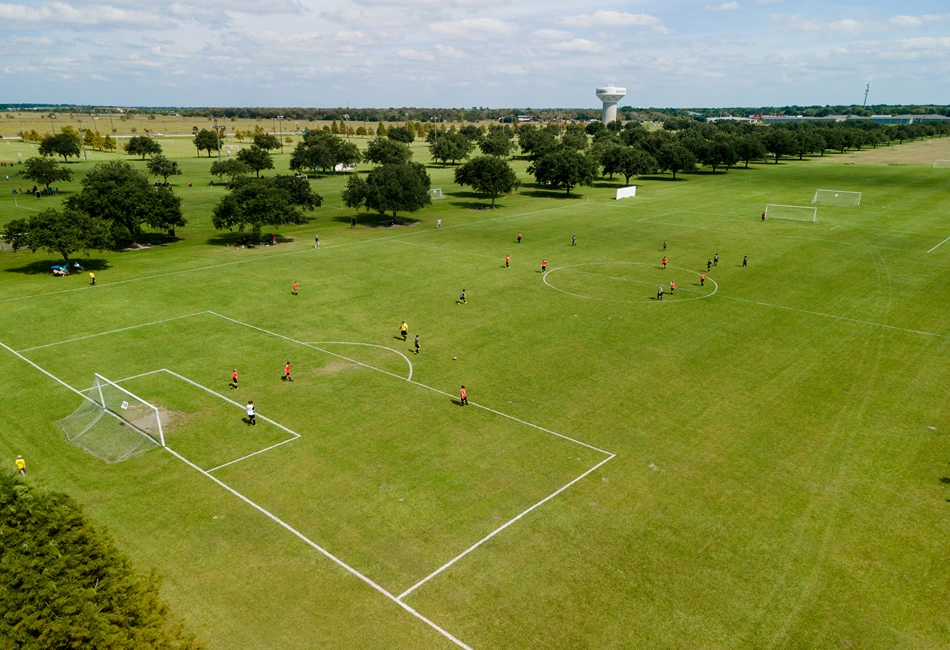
[517,125,558,160]
[387,125,415,143]
[253,133,281,152]
[193,128,220,157]
[65,161,185,244]
[236,145,274,178]
[736,134,767,168]
[763,127,796,163]
[0,474,202,650]
[454,155,520,207]
[19,156,73,190]
[39,133,81,162]
[529,147,597,195]
[146,154,182,184]
[479,129,513,157]
[289,131,361,175]
[210,159,251,184]
[363,138,412,166]
[126,135,162,160]
[341,174,368,212]
[614,146,657,185]
[656,143,697,179]
[212,175,322,237]
[429,132,474,166]
[352,163,431,220]
[2,207,112,264]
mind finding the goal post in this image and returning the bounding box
[811,189,861,206]
[57,374,163,462]
[429,188,444,199]
[934,160,950,169]
[764,204,817,223]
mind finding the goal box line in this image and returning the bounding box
[811,189,861,206]
[764,204,818,223]
[934,160,950,169]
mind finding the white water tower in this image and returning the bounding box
[596,85,626,124]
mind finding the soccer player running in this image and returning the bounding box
[89,272,96,286]
[661,256,667,270]
[459,385,468,406]
[743,255,748,267]
[414,334,420,355]
[657,285,663,301]
[663,241,667,250]
[670,280,675,295]
[714,253,719,266]
[15,455,25,476]
[541,259,547,273]
[761,211,766,222]
[572,235,576,246]
[505,255,510,268]
[457,289,466,304]
[231,369,239,389]
[700,273,706,286]
[293,281,298,296]
[284,362,293,382]
[400,321,408,341]
[246,401,256,426]
[517,233,522,244]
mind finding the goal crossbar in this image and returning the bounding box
[765,204,817,223]
[811,189,861,206]
[94,373,165,446]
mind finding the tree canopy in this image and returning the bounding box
[19,156,73,190]
[529,146,597,195]
[210,159,251,184]
[517,125,559,161]
[387,125,415,143]
[345,163,431,220]
[656,143,697,179]
[0,473,203,650]
[236,145,274,178]
[212,175,322,237]
[39,133,81,162]
[429,132,474,166]
[454,155,520,207]
[126,136,162,160]
[253,133,281,152]
[289,131,361,175]
[146,154,182,184]
[363,137,412,166]
[193,128,220,157]
[2,207,112,264]
[478,128,513,158]
[65,161,185,243]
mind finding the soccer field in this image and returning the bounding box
[2,136,950,648]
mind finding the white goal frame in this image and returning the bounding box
[811,189,861,206]
[934,160,950,169]
[765,204,817,223]
[429,188,444,199]
[94,372,165,446]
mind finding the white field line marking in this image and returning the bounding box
[927,234,950,253]
[16,312,210,352]
[110,369,167,383]
[204,437,300,473]
[543,262,718,304]
[398,452,616,600]
[0,201,589,305]
[0,344,472,648]
[720,295,950,339]
[829,225,841,231]
[304,341,414,381]
[13,198,41,212]
[208,311,614,457]
[163,446,473,649]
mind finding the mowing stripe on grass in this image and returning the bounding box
[397,452,616,600]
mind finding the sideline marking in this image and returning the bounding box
[16,312,209,352]
[829,225,841,231]
[543,262,718,304]
[927,234,950,253]
[0,201,590,305]
[719,295,950,339]
[13,198,41,212]
[398,452,615,601]
[304,341,414,381]
[0,343,472,650]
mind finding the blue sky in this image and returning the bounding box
[1,0,948,109]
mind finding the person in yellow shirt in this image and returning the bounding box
[400,321,408,341]
[89,272,96,286]
[15,455,25,476]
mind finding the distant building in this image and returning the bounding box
[761,114,950,125]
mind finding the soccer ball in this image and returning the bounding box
[453,356,457,360]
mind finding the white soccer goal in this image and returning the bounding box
[429,188,444,199]
[57,374,163,462]
[934,160,950,169]
[811,189,861,206]
[764,204,817,223]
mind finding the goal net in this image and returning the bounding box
[811,190,861,206]
[934,160,950,168]
[57,374,163,462]
[764,204,817,223]
[429,188,444,199]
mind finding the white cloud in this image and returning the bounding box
[783,15,863,35]
[705,2,739,11]
[923,14,950,22]
[0,2,165,27]
[889,15,922,27]
[429,18,517,40]
[549,38,600,53]
[754,0,780,4]
[532,29,574,41]
[434,44,466,59]
[556,11,661,28]
[397,49,434,61]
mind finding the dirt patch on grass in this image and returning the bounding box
[308,360,359,377]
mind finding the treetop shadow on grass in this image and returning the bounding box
[520,189,588,200]
[447,201,509,211]
[330,213,420,228]
[205,232,297,246]
[4,257,112,275]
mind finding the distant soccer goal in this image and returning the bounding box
[429,188,444,199]
[57,374,163,462]
[934,160,950,169]
[811,190,861,206]
[764,204,817,223]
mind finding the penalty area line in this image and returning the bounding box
[16,312,211,353]
[398,453,616,600]
[927,234,950,254]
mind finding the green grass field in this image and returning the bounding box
[2,135,950,649]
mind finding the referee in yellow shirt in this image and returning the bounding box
[15,455,25,476]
